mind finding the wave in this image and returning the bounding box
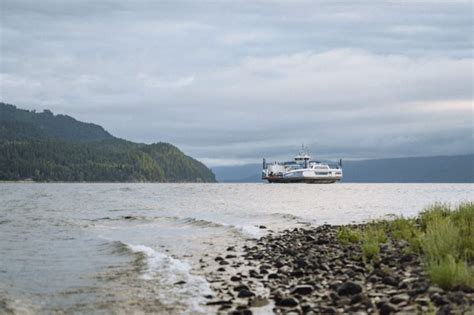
[122,242,213,314]
[91,214,269,239]
[269,212,306,221]
[174,217,225,229]
[228,224,267,238]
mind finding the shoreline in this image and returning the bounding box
[204,214,473,314]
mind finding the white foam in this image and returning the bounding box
[126,243,212,314]
[233,224,267,238]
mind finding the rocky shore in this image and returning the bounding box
[204,225,473,314]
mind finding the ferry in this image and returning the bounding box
[262,147,342,184]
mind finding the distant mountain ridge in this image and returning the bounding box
[0,102,216,182]
[212,155,474,183]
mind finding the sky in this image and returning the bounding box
[1,0,473,166]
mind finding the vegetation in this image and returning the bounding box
[336,226,361,245]
[0,102,216,182]
[337,202,474,290]
[360,224,387,260]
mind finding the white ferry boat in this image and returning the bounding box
[262,148,342,183]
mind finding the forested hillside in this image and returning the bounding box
[0,103,216,182]
[0,103,114,142]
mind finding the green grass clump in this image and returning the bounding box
[427,255,474,290]
[422,214,459,261]
[450,202,474,261]
[361,224,387,260]
[419,202,451,231]
[419,202,474,290]
[337,226,361,245]
[361,238,380,260]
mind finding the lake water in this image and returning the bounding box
[0,183,472,314]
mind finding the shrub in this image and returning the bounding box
[427,255,474,290]
[361,224,387,260]
[421,202,474,290]
[419,202,451,231]
[422,215,459,261]
[362,239,380,260]
[337,226,361,245]
[451,202,474,262]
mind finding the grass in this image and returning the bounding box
[361,224,388,260]
[427,255,473,290]
[337,226,361,245]
[337,202,474,290]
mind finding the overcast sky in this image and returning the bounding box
[1,1,472,166]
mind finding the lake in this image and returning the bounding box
[0,183,471,314]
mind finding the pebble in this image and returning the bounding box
[276,297,299,307]
[337,281,363,296]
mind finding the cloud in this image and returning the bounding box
[219,31,273,46]
[140,74,195,89]
[0,1,472,166]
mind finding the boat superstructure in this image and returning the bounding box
[262,147,342,183]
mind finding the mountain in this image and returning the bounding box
[0,103,114,142]
[0,102,216,182]
[212,155,474,183]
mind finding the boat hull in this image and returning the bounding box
[263,176,341,184]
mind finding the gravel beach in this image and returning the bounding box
[204,225,473,314]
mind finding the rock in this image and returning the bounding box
[400,305,417,313]
[238,289,255,298]
[382,276,398,287]
[412,281,430,294]
[400,253,415,262]
[250,297,269,307]
[379,302,398,315]
[267,273,278,279]
[290,285,314,295]
[430,292,449,306]
[229,309,252,315]
[225,254,237,259]
[295,258,307,268]
[446,291,465,304]
[350,293,364,304]
[320,306,337,314]
[315,237,329,245]
[174,280,186,285]
[276,297,299,307]
[330,291,340,301]
[230,275,241,282]
[337,281,363,296]
[215,256,224,261]
[290,270,304,277]
[217,267,226,272]
[320,263,331,272]
[274,260,284,268]
[301,303,312,313]
[206,300,232,305]
[436,304,451,315]
[220,260,230,265]
[428,286,444,295]
[233,284,250,292]
[414,296,430,306]
[390,293,410,304]
[259,225,267,229]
